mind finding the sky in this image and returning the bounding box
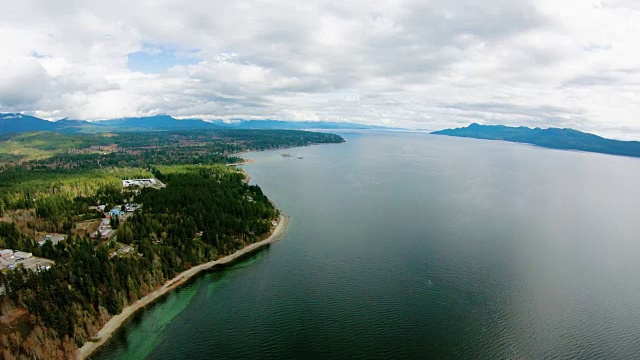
[0,0,639,138]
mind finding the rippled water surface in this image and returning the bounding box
[94,131,640,359]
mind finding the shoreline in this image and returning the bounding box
[225,159,255,166]
[76,214,289,360]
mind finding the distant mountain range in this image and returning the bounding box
[432,123,640,158]
[213,119,393,130]
[0,113,393,135]
[8,114,637,159]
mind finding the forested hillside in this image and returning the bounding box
[0,168,151,234]
[1,165,277,358]
[0,129,344,359]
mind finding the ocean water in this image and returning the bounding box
[94,131,640,359]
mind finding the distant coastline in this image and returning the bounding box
[432,123,640,159]
[76,214,289,360]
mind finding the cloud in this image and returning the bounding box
[0,57,49,108]
[0,0,639,138]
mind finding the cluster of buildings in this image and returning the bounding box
[108,203,140,217]
[109,206,126,217]
[0,234,63,273]
[0,249,53,272]
[0,185,153,275]
[93,203,140,239]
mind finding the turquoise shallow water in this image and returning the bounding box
[94,131,640,359]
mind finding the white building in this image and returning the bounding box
[38,234,65,246]
[125,203,139,212]
[0,258,13,269]
[122,178,157,188]
[118,246,134,254]
[0,249,14,259]
[14,251,32,260]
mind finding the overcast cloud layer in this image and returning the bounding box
[1,0,639,138]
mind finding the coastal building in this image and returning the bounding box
[110,207,125,217]
[1,249,14,259]
[14,251,32,260]
[22,260,52,272]
[0,258,13,269]
[38,234,65,246]
[1,258,17,270]
[125,203,139,212]
[0,252,54,272]
[118,246,134,254]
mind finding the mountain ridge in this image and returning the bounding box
[0,113,393,134]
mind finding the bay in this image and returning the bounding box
[94,131,640,359]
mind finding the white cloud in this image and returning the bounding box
[0,0,639,138]
[0,57,50,107]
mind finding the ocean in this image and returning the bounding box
[94,131,640,359]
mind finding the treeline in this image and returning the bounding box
[0,165,278,359]
[25,150,238,171]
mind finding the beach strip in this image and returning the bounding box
[76,214,289,360]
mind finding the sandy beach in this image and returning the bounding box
[76,214,289,360]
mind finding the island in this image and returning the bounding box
[0,129,344,359]
[432,123,640,158]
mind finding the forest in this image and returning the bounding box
[0,129,344,359]
[0,129,345,165]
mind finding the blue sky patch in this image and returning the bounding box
[32,51,51,58]
[127,43,200,73]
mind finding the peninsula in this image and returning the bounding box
[0,129,343,359]
[432,123,640,158]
